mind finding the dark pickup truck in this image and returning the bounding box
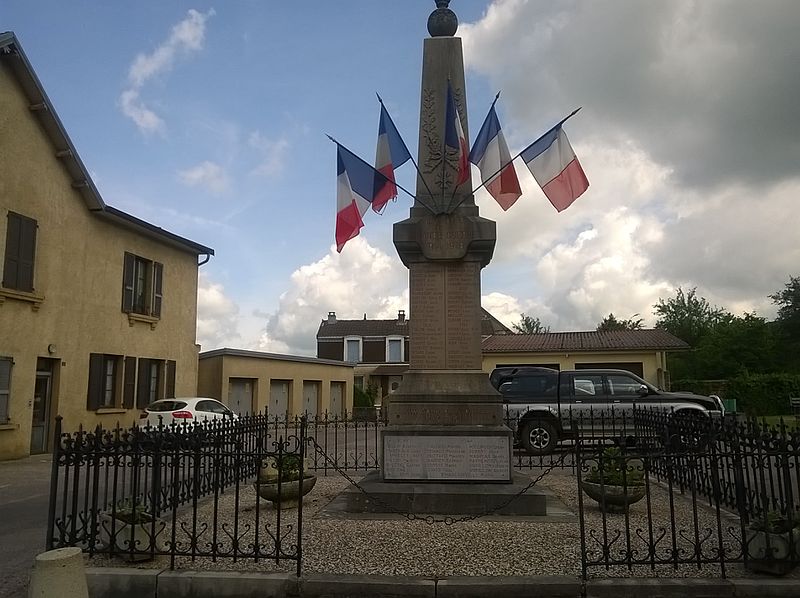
[490,366,724,455]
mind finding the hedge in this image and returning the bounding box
[725,373,800,415]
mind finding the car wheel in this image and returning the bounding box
[521,419,557,455]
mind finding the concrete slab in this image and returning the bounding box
[86,567,160,598]
[585,578,733,598]
[438,575,582,597]
[300,574,435,597]
[157,570,294,598]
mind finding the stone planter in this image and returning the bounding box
[581,480,646,513]
[254,475,317,509]
[745,527,800,575]
[98,512,167,561]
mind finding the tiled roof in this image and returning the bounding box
[481,329,689,353]
[317,318,409,338]
[317,308,511,339]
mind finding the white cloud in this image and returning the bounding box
[196,272,241,351]
[248,132,289,177]
[255,237,407,355]
[460,1,800,334]
[177,160,230,194]
[119,8,215,134]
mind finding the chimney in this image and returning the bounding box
[398,310,406,323]
[327,311,336,324]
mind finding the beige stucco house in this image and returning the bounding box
[0,33,213,460]
[481,329,690,389]
[198,349,354,417]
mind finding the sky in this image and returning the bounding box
[3,0,799,356]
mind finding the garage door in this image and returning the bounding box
[303,381,320,416]
[270,380,290,419]
[228,378,254,417]
[330,382,344,417]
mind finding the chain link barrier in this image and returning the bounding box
[307,437,567,525]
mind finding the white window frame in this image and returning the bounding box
[385,336,405,363]
[344,336,362,363]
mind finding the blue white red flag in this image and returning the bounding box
[469,104,522,211]
[444,82,470,187]
[520,124,589,212]
[373,103,411,214]
[335,145,377,252]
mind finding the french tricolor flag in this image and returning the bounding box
[335,145,377,252]
[521,124,589,212]
[444,82,470,187]
[372,104,411,214]
[469,104,522,211]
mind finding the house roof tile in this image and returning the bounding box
[481,329,689,353]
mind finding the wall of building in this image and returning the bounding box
[0,60,202,459]
[481,351,663,386]
[197,352,354,417]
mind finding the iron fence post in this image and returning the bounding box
[45,415,63,550]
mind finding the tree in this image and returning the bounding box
[692,313,778,378]
[596,313,644,332]
[653,287,728,346]
[769,275,800,372]
[512,313,550,334]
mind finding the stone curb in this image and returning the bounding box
[85,569,800,598]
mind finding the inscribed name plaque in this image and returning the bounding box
[382,433,511,482]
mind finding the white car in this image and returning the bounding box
[140,397,237,427]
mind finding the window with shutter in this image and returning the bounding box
[123,357,137,409]
[87,354,122,410]
[87,354,105,410]
[121,253,164,319]
[166,360,176,398]
[0,358,11,423]
[3,212,37,292]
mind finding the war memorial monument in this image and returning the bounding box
[345,1,546,516]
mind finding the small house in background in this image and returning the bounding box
[316,308,513,403]
[481,329,690,389]
[197,349,354,418]
[0,32,213,460]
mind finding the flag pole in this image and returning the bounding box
[376,94,437,206]
[446,91,501,213]
[450,107,582,212]
[326,135,437,215]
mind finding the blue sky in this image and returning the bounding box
[3,1,799,354]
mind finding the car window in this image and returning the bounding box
[607,375,643,396]
[147,400,188,412]
[197,400,230,415]
[500,374,557,402]
[573,376,603,397]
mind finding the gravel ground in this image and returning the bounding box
[89,471,800,580]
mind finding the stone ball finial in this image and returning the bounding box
[428,0,458,37]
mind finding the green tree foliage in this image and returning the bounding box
[770,275,800,371]
[725,373,800,416]
[596,313,644,332]
[512,313,550,334]
[693,313,779,379]
[654,287,728,346]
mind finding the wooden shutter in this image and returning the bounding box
[151,262,163,317]
[122,253,135,312]
[123,357,137,409]
[0,358,11,423]
[86,354,104,411]
[2,213,34,291]
[165,360,176,398]
[17,216,36,291]
[136,359,150,409]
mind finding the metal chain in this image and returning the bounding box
[307,437,568,525]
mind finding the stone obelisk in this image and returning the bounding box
[381,1,513,483]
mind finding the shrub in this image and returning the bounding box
[726,373,800,416]
[584,447,644,486]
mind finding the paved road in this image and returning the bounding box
[0,455,53,598]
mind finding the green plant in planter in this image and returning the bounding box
[746,510,800,575]
[584,447,644,487]
[111,499,156,525]
[582,447,646,513]
[258,453,311,483]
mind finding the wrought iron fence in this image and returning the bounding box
[576,411,800,578]
[47,408,800,578]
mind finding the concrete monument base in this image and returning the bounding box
[338,470,548,516]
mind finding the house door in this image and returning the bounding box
[228,378,254,417]
[30,359,53,454]
[269,380,290,419]
[329,382,344,417]
[303,381,319,417]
